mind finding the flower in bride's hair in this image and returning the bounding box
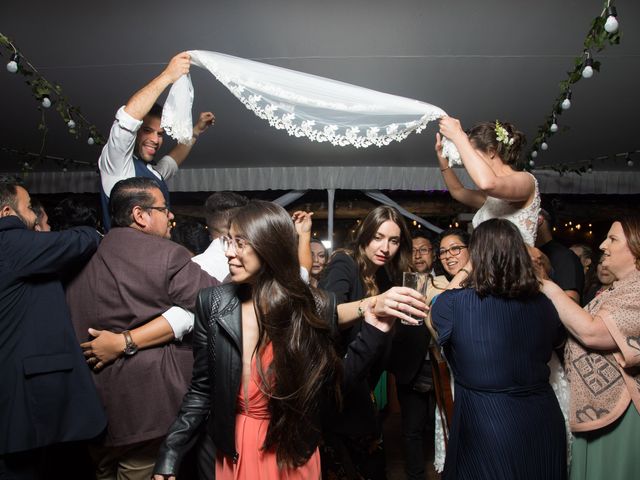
[495,121,512,147]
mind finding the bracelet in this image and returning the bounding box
[357,299,366,318]
[458,268,470,276]
[440,166,451,173]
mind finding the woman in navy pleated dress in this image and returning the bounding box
[431,218,566,480]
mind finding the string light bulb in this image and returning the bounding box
[6,53,19,73]
[541,142,548,151]
[41,96,51,108]
[87,137,95,145]
[604,6,619,34]
[531,150,538,159]
[627,154,634,167]
[561,90,572,110]
[67,119,76,129]
[549,115,558,133]
[529,160,535,168]
[582,56,594,79]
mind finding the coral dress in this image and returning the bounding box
[216,343,321,480]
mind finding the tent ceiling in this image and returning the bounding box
[2,1,639,190]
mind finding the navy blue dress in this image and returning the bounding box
[431,288,567,480]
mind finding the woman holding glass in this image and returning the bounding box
[319,205,426,480]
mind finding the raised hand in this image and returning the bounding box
[438,116,466,144]
[292,211,313,235]
[162,52,192,83]
[435,133,448,169]
[194,112,215,136]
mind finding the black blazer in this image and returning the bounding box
[0,216,107,455]
[154,283,389,475]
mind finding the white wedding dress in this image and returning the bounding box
[433,174,572,472]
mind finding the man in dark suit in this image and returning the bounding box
[388,232,446,480]
[65,177,218,480]
[0,180,106,479]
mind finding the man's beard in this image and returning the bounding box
[16,212,36,230]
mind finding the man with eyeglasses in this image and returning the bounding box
[65,177,218,480]
[388,232,446,480]
[412,234,436,275]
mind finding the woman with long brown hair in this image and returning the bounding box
[153,200,412,479]
[319,205,426,480]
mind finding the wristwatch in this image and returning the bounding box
[122,330,138,356]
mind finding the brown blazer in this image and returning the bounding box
[66,227,218,447]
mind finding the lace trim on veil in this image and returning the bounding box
[161,50,461,164]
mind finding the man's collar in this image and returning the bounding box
[0,215,27,231]
[133,154,158,167]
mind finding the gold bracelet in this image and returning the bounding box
[357,299,366,318]
[440,166,451,173]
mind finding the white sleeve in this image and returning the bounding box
[98,106,141,197]
[162,306,195,341]
[154,155,179,180]
[300,266,310,284]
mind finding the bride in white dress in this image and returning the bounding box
[431,116,570,472]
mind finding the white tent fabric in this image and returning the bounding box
[365,190,443,233]
[18,167,640,195]
[161,50,462,164]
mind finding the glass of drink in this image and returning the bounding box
[401,272,429,326]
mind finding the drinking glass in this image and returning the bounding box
[401,272,429,326]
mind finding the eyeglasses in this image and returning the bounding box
[221,235,248,254]
[144,205,170,215]
[412,247,433,256]
[438,245,467,258]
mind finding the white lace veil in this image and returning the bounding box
[161,50,461,164]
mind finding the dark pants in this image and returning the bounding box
[0,442,95,480]
[396,384,435,480]
[321,431,387,480]
[195,431,216,480]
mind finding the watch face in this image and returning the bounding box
[124,344,138,356]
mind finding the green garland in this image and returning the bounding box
[525,1,622,173]
[0,32,105,172]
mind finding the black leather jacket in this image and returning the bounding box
[154,283,389,475]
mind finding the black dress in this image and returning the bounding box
[318,251,393,480]
[431,288,567,480]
